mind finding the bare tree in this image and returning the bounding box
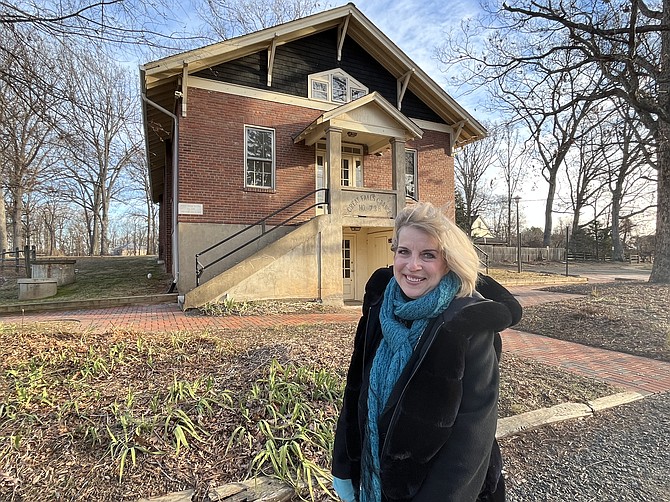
[508,63,601,246]
[603,102,657,261]
[58,47,143,255]
[454,129,499,235]
[563,107,613,235]
[494,124,528,243]
[125,152,159,255]
[0,187,7,253]
[0,31,59,251]
[439,0,669,281]
[195,0,326,38]
[482,193,509,240]
[0,1,198,48]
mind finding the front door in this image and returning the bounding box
[371,233,394,270]
[342,234,356,300]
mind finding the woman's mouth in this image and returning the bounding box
[404,275,424,284]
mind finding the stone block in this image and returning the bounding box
[17,278,58,300]
[31,259,76,286]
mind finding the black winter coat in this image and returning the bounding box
[331,268,522,502]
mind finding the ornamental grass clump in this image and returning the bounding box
[230,359,344,501]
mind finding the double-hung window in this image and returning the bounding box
[405,149,418,199]
[245,126,275,189]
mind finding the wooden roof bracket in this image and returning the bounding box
[267,35,279,86]
[453,119,466,148]
[337,14,351,61]
[397,69,414,110]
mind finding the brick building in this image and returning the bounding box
[140,3,486,308]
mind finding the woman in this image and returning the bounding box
[331,202,521,502]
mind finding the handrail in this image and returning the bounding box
[474,244,489,274]
[195,188,329,286]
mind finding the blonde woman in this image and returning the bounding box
[332,202,521,502]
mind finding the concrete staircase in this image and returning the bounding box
[183,216,336,310]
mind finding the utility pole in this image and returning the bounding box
[514,196,521,273]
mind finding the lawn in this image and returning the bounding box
[0,255,173,305]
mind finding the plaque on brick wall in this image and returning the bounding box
[178,203,204,215]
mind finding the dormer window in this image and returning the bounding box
[309,69,368,104]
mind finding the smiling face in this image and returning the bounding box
[393,226,449,299]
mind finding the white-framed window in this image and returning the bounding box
[244,125,275,189]
[309,69,368,104]
[405,149,418,199]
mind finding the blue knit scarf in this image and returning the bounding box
[361,272,460,502]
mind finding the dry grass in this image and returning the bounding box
[0,316,618,501]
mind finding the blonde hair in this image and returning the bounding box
[391,202,481,297]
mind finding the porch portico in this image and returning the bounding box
[294,91,424,219]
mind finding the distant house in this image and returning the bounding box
[112,244,148,256]
[140,3,486,308]
[470,215,494,241]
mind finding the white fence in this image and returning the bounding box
[475,245,565,264]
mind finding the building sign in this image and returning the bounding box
[178,203,204,215]
[343,192,394,218]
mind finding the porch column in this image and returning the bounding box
[390,137,407,214]
[320,126,344,306]
[325,126,343,215]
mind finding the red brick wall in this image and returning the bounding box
[178,89,322,225]
[410,131,455,220]
[176,88,455,224]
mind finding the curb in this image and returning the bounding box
[0,294,179,315]
[138,476,293,502]
[496,391,646,438]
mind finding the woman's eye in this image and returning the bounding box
[422,253,436,259]
[397,249,409,255]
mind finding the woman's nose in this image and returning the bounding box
[407,254,421,270]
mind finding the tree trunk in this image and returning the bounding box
[507,194,512,246]
[611,182,625,262]
[0,186,8,252]
[543,173,558,246]
[650,0,670,282]
[650,121,670,282]
[10,196,24,250]
[100,203,110,256]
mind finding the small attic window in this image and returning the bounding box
[309,69,368,104]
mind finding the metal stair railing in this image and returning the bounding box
[195,188,329,286]
[474,244,489,274]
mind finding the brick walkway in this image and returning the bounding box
[0,303,361,332]
[502,329,670,395]
[1,283,668,396]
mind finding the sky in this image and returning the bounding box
[330,0,552,229]
[334,0,483,111]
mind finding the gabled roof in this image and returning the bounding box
[140,2,486,200]
[293,92,424,154]
[143,3,483,135]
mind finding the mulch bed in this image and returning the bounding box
[2,280,665,501]
[517,282,670,362]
